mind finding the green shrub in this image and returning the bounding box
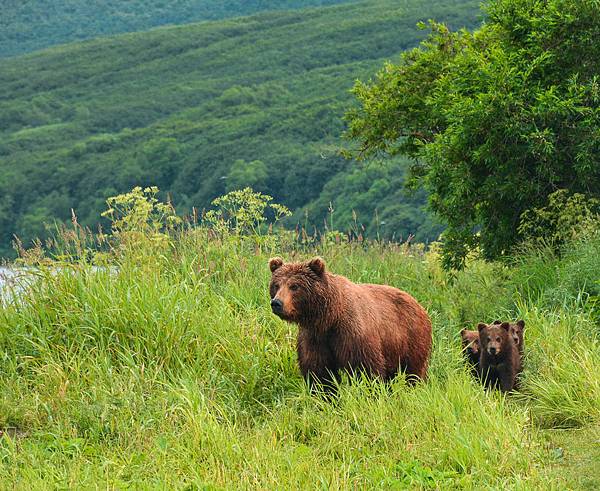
[518,189,600,253]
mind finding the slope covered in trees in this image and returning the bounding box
[0,0,481,257]
[0,0,355,58]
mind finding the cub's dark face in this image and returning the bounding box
[460,330,480,358]
[510,320,525,348]
[494,319,525,348]
[268,257,326,323]
[478,322,510,357]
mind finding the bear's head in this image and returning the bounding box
[510,320,525,348]
[493,319,525,348]
[268,256,328,324]
[478,321,511,358]
[460,329,480,358]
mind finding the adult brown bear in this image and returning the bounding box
[268,257,432,391]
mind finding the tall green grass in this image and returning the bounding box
[1,194,599,488]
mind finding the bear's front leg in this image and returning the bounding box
[481,366,499,390]
[297,329,338,394]
[498,367,516,392]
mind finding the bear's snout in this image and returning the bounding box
[270,298,284,315]
[488,346,497,355]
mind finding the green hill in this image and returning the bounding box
[0,0,355,58]
[0,0,482,257]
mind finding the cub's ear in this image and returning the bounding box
[477,323,487,332]
[307,257,326,276]
[493,319,502,325]
[268,257,284,273]
[516,320,525,329]
[460,329,466,336]
[501,322,510,331]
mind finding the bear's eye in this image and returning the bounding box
[289,284,300,291]
[272,283,279,290]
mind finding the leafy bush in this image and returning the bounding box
[518,189,600,252]
[205,187,291,236]
[347,0,600,269]
[102,186,181,247]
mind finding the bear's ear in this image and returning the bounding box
[493,319,502,325]
[268,257,284,273]
[307,257,326,276]
[500,322,510,331]
[460,328,466,335]
[516,319,525,330]
[477,323,487,332]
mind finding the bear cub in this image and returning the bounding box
[478,322,522,392]
[268,256,432,391]
[492,319,525,353]
[460,329,481,377]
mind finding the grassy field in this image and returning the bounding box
[0,193,599,488]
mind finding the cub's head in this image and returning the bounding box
[460,329,480,358]
[478,322,511,357]
[493,319,525,348]
[510,320,525,348]
[268,257,327,323]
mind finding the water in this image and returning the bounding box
[1,265,116,303]
[0,266,23,301]
[0,266,18,289]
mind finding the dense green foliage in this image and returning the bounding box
[296,156,444,242]
[347,0,600,269]
[0,0,355,58]
[0,0,482,258]
[518,189,600,252]
[0,190,598,487]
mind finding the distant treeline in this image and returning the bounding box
[0,0,481,257]
[0,0,355,58]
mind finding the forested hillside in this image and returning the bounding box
[0,0,354,58]
[0,0,481,257]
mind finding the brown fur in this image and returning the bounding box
[460,329,481,378]
[268,257,432,390]
[493,319,525,354]
[511,320,525,354]
[478,322,522,392]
